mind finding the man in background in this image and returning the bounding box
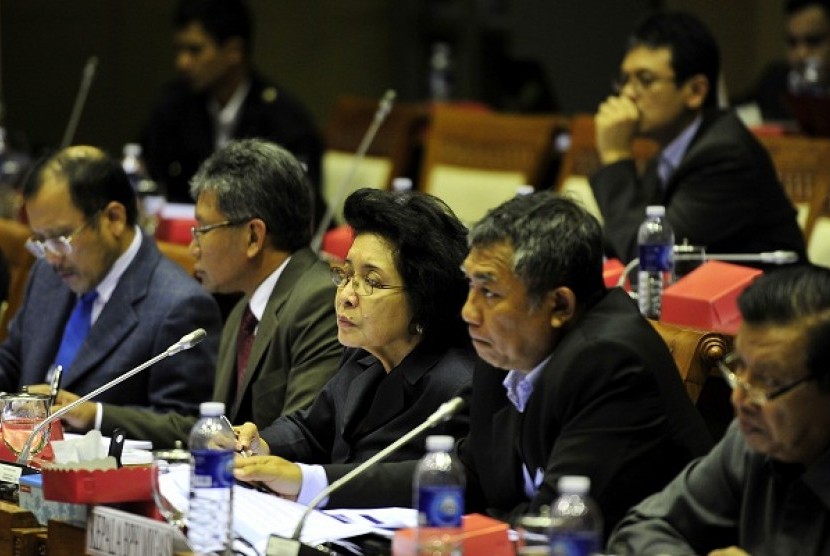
[0,145,220,415]
[141,0,324,223]
[51,139,342,448]
[609,265,830,554]
[734,0,830,122]
[590,11,805,266]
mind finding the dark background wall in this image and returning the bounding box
[0,0,785,157]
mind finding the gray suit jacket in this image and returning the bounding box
[0,236,221,415]
[100,248,342,446]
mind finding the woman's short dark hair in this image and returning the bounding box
[738,265,830,391]
[343,188,470,350]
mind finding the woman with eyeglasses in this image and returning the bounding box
[233,187,474,507]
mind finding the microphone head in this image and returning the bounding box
[429,396,466,425]
[166,328,207,355]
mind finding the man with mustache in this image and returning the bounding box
[609,265,830,555]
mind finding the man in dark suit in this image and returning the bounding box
[238,193,711,542]
[0,146,220,415]
[51,139,342,448]
[141,0,324,222]
[591,11,806,266]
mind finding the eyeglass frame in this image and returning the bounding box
[190,218,252,246]
[330,266,405,297]
[612,71,678,95]
[24,213,100,259]
[717,352,816,406]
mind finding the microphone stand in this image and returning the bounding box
[60,55,98,148]
[16,328,206,465]
[310,89,396,254]
[265,397,465,556]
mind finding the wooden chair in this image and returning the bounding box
[322,94,429,220]
[0,218,35,342]
[418,104,562,225]
[554,114,658,224]
[648,319,729,404]
[755,133,830,246]
[156,239,196,277]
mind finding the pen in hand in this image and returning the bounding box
[221,414,252,456]
[47,365,63,412]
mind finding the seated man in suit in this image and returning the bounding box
[0,146,221,416]
[48,139,342,447]
[141,0,324,224]
[591,11,806,266]
[235,193,712,541]
[609,265,830,555]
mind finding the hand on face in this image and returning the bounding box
[233,454,301,500]
[595,95,640,165]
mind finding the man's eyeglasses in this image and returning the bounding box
[786,32,829,49]
[25,217,96,259]
[190,218,251,246]
[613,71,677,95]
[717,352,815,406]
[330,267,404,297]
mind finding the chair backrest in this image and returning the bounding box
[322,95,429,220]
[648,318,729,403]
[554,114,658,223]
[156,240,196,277]
[755,133,830,246]
[0,218,35,342]
[419,104,561,225]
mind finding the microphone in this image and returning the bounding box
[60,55,99,148]
[617,250,800,289]
[15,328,207,465]
[310,89,397,253]
[264,396,466,556]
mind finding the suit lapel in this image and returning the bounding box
[62,237,157,389]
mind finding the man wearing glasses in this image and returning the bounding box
[50,139,341,448]
[590,11,805,267]
[0,145,221,419]
[609,265,830,555]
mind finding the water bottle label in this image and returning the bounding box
[418,485,463,527]
[550,531,601,556]
[639,244,673,272]
[191,449,234,488]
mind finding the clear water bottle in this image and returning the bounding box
[549,476,602,556]
[121,143,145,194]
[121,142,164,234]
[414,435,464,556]
[637,205,674,319]
[429,42,453,102]
[188,402,235,555]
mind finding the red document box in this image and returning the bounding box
[661,260,762,334]
[42,465,152,504]
[393,513,512,556]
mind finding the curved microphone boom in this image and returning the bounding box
[274,396,465,552]
[16,328,207,465]
[310,89,396,253]
[60,55,99,148]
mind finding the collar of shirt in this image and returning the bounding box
[247,256,291,328]
[658,114,702,185]
[502,355,551,413]
[90,226,142,323]
[208,79,252,150]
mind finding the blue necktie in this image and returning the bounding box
[53,290,99,372]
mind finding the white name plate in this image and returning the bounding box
[86,506,188,556]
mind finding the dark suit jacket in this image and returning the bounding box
[100,248,342,446]
[141,72,323,208]
[590,109,806,265]
[0,236,221,415]
[260,343,474,494]
[320,288,712,540]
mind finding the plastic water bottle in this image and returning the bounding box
[637,205,674,319]
[121,143,145,194]
[121,143,164,234]
[429,42,453,101]
[549,476,602,556]
[414,435,464,556]
[188,402,235,555]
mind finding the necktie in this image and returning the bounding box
[236,305,258,389]
[53,290,99,372]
